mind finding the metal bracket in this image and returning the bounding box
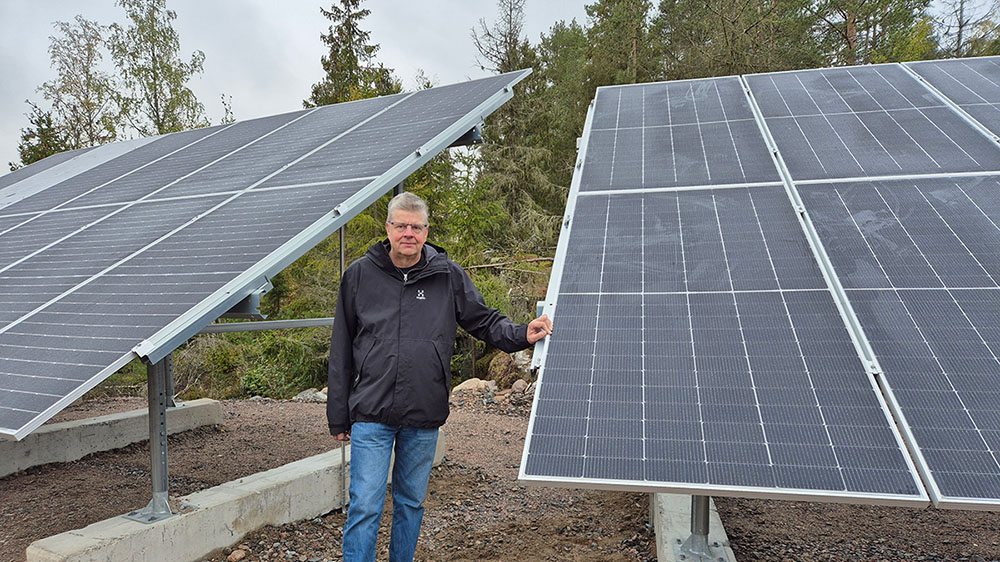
[674,496,727,562]
[449,125,484,147]
[219,280,273,320]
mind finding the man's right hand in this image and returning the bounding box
[332,432,350,441]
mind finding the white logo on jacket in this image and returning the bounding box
[416,289,426,300]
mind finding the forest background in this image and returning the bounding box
[9,0,1000,400]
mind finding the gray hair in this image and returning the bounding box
[386,191,429,224]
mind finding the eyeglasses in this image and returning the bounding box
[387,221,428,234]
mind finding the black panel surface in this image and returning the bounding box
[909,57,1000,137]
[801,177,1000,502]
[525,187,924,501]
[746,65,1000,180]
[580,78,780,191]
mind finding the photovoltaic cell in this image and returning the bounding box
[523,185,925,503]
[0,70,529,440]
[746,65,1000,181]
[908,57,1000,137]
[800,177,1000,505]
[580,77,779,191]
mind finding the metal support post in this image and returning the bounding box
[124,358,174,523]
[676,495,724,562]
[164,352,176,407]
[338,225,348,512]
[339,228,346,274]
[393,182,402,196]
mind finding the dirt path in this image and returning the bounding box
[3,398,999,561]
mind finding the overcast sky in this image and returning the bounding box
[0,1,589,171]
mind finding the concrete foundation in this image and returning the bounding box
[0,399,222,478]
[26,430,447,562]
[652,494,737,562]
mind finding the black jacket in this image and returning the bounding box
[327,240,530,434]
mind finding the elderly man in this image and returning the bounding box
[328,191,552,562]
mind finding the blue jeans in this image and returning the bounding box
[342,422,439,562]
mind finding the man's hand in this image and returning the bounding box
[526,314,553,344]
[332,432,350,442]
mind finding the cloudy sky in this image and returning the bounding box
[0,0,589,171]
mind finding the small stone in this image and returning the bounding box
[227,549,247,562]
[451,378,483,394]
[511,379,528,393]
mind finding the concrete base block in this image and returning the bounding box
[651,493,737,562]
[26,429,447,562]
[1,399,222,478]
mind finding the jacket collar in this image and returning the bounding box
[366,239,449,278]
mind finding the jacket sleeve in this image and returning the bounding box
[453,264,530,353]
[327,267,358,435]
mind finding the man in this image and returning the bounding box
[328,191,552,562]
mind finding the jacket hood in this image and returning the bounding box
[366,239,449,276]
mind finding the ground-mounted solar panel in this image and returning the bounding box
[520,79,928,506]
[0,70,530,440]
[800,176,1000,509]
[745,65,1000,181]
[580,77,781,192]
[907,56,1000,138]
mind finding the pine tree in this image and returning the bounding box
[11,102,71,170]
[305,0,400,107]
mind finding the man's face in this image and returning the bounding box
[386,208,429,265]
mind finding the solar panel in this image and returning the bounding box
[521,77,928,506]
[800,176,1000,509]
[581,77,780,192]
[907,57,1000,137]
[745,65,1000,181]
[0,70,530,440]
[526,58,1000,510]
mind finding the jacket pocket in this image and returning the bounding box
[353,337,377,389]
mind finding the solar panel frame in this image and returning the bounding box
[518,83,929,506]
[0,70,530,441]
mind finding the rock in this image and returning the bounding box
[452,378,483,394]
[526,382,536,395]
[294,388,326,403]
[511,350,532,373]
[227,549,247,562]
[512,379,528,393]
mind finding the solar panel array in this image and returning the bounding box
[522,57,1000,510]
[0,70,530,441]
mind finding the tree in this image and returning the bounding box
[585,0,656,86]
[938,0,1000,56]
[39,15,119,150]
[811,0,932,65]
[537,20,591,188]
[471,0,565,253]
[650,0,823,79]
[305,0,400,106]
[11,102,71,170]
[109,0,209,136]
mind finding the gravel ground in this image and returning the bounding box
[2,393,1000,561]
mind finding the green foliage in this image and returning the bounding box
[39,15,120,148]
[306,0,401,107]
[651,0,824,78]
[109,0,209,135]
[812,0,932,65]
[585,0,656,86]
[11,102,71,170]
